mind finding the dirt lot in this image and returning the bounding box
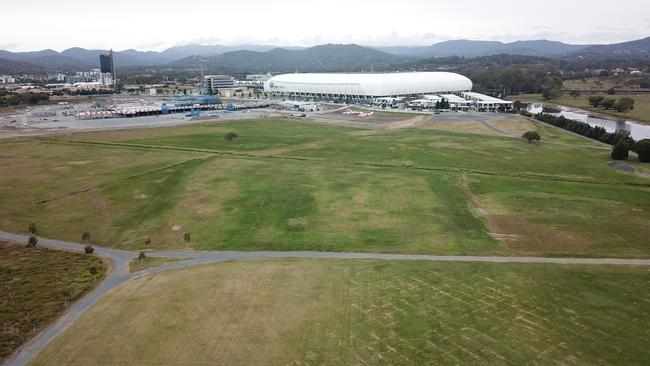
[313,107,428,129]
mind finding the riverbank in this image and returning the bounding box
[508,93,650,125]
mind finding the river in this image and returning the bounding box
[527,103,650,140]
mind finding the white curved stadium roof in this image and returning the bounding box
[264,72,472,97]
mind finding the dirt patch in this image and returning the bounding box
[485,214,591,254]
[489,117,537,137]
[609,160,650,178]
[312,109,428,130]
[458,176,591,254]
[253,141,324,157]
[419,120,499,136]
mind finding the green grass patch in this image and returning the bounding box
[1,118,649,257]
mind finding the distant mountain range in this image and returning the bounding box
[0,37,648,75]
[376,40,589,57]
[171,44,402,73]
[563,37,650,58]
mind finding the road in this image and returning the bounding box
[2,230,649,366]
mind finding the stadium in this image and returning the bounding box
[264,72,472,99]
[264,72,512,111]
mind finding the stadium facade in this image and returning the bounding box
[263,72,473,100]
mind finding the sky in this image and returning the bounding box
[1,0,649,52]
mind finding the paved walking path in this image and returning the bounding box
[2,230,649,366]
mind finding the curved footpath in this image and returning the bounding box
[1,230,649,366]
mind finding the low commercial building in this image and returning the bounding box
[462,92,513,111]
[204,75,236,95]
[0,75,16,84]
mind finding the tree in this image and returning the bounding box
[542,86,562,100]
[522,131,541,143]
[27,235,38,248]
[184,232,191,248]
[611,141,629,160]
[138,251,146,265]
[89,266,98,281]
[615,97,635,113]
[569,90,581,99]
[81,232,91,243]
[588,95,604,107]
[84,245,94,255]
[224,132,238,142]
[512,100,524,112]
[542,75,563,100]
[601,98,616,110]
[28,223,38,235]
[633,139,650,163]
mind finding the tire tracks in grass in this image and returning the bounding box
[0,154,214,217]
[48,139,650,189]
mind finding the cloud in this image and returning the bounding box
[0,43,20,51]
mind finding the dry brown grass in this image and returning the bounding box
[30,259,650,365]
[0,239,106,362]
[489,117,537,137]
[419,120,499,135]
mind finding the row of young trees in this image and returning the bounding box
[435,99,451,110]
[533,113,633,145]
[588,95,635,113]
[0,90,49,107]
[533,113,650,162]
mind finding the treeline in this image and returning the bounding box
[588,95,635,113]
[533,112,650,162]
[533,113,634,146]
[0,89,49,107]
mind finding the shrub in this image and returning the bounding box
[611,141,629,160]
[588,95,604,107]
[89,266,98,281]
[615,97,635,113]
[27,235,38,247]
[542,86,562,100]
[144,237,151,246]
[28,223,37,235]
[601,98,616,110]
[84,245,94,255]
[542,105,561,113]
[522,131,541,143]
[633,139,650,163]
[81,232,91,243]
[224,132,238,142]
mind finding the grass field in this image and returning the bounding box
[0,239,106,361]
[510,93,650,124]
[31,259,650,365]
[1,117,649,257]
[563,78,620,89]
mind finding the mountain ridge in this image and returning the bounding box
[0,37,648,74]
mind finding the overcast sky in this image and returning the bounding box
[1,0,649,51]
